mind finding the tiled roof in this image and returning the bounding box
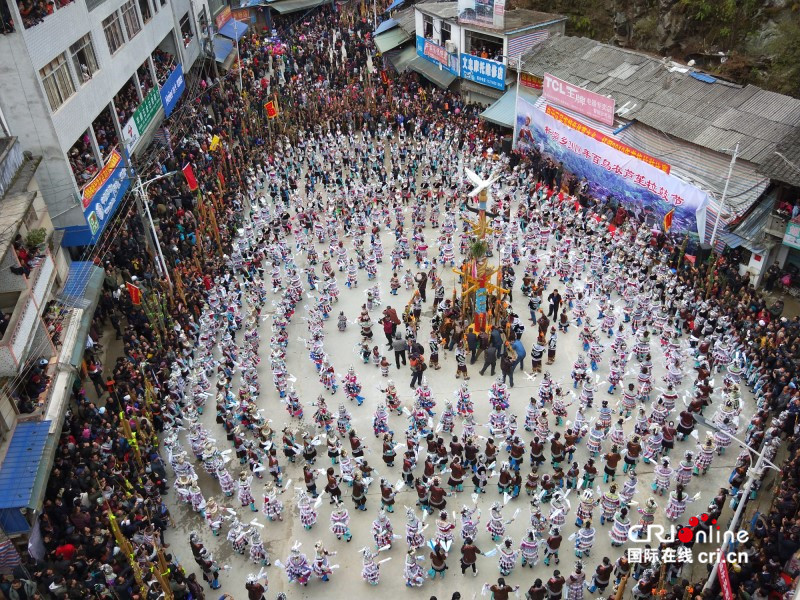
[520,36,800,166]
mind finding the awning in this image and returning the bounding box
[0,421,52,534]
[387,45,416,73]
[374,28,411,54]
[374,17,398,36]
[219,19,249,41]
[58,263,104,367]
[481,85,538,128]
[408,55,456,89]
[270,0,327,14]
[214,37,234,62]
[720,189,776,254]
[384,0,405,11]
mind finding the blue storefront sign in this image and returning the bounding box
[415,35,459,76]
[460,54,506,90]
[60,150,132,247]
[160,63,185,118]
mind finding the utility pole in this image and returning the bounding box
[134,172,177,287]
[709,142,739,248]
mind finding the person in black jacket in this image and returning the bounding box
[479,345,498,376]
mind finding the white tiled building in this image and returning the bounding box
[0,0,210,230]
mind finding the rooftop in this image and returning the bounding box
[519,36,800,165]
[756,127,800,188]
[415,2,565,34]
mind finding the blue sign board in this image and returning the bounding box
[160,63,185,118]
[460,54,506,90]
[61,150,132,247]
[415,35,459,77]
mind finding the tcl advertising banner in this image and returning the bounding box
[514,95,707,239]
[543,72,616,126]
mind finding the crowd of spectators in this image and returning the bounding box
[1,5,799,600]
[68,133,99,187]
[152,48,177,86]
[17,0,73,29]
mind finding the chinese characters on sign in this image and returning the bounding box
[415,36,459,76]
[542,123,684,204]
[81,150,131,242]
[543,72,616,126]
[627,547,693,564]
[160,63,185,118]
[784,217,800,250]
[460,54,506,91]
[514,94,709,239]
[424,39,448,65]
[545,105,670,174]
[215,6,231,29]
[520,72,542,90]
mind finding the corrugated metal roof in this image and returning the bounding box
[395,7,415,34]
[757,127,800,187]
[519,36,800,166]
[0,421,52,509]
[375,28,412,53]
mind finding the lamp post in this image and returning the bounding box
[501,54,522,147]
[135,171,178,287]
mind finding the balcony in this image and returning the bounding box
[0,291,38,377]
[28,251,55,308]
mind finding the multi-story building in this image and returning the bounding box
[0,136,98,541]
[407,1,566,105]
[0,0,210,236]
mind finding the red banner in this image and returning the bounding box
[545,105,671,174]
[265,101,278,119]
[126,282,142,305]
[719,557,733,600]
[182,163,199,191]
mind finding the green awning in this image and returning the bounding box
[270,0,327,13]
[407,56,456,89]
[481,84,538,128]
[387,45,417,73]
[375,28,411,53]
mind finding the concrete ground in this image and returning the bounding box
[157,195,756,599]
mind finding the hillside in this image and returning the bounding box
[513,0,800,97]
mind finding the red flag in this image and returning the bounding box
[684,254,696,264]
[182,163,198,191]
[126,282,142,305]
[217,170,225,188]
[663,208,675,232]
[264,100,278,119]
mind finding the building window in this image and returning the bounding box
[39,53,75,112]
[179,12,193,47]
[198,6,207,36]
[70,34,99,83]
[423,14,433,38]
[121,0,141,39]
[138,0,151,22]
[86,0,108,12]
[103,12,125,54]
[440,21,451,43]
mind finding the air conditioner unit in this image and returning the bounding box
[445,41,457,54]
